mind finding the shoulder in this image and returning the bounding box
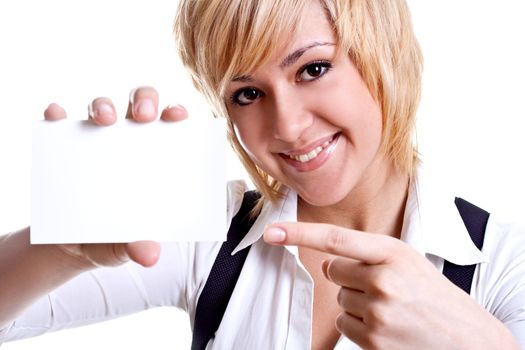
[483,214,525,265]
[474,215,525,338]
[473,214,525,317]
[483,214,525,268]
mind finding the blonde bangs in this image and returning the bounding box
[175,0,309,116]
[217,0,309,98]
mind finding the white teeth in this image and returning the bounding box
[289,141,332,163]
[298,154,310,162]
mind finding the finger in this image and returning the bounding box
[335,312,370,349]
[80,243,129,267]
[323,257,370,291]
[88,97,117,126]
[337,287,368,319]
[160,104,188,122]
[80,241,160,268]
[125,241,161,267]
[125,86,159,123]
[264,222,396,264]
[44,103,67,121]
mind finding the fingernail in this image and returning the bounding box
[89,102,113,119]
[322,259,331,280]
[264,226,286,243]
[135,99,155,117]
[96,103,114,117]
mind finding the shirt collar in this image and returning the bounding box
[233,166,487,265]
[402,166,486,265]
[232,187,297,255]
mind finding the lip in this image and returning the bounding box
[279,132,341,172]
[281,133,338,157]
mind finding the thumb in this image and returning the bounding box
[125,241,161,267]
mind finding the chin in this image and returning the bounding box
[295,184,352,208]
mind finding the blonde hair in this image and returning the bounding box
[174,0,423,204]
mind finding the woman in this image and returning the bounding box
[1,0,523,348]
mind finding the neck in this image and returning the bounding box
[297,156,409,238]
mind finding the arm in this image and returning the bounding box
[474,219,525,347]
[1,87,187,334]
[1,240,198,343]
[0,228,91,329]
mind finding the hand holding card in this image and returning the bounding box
[31,90,226,246]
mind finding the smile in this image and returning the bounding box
[279,132,341,172]
[288,135,337,163]
[290,141,331,163]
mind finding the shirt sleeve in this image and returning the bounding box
[1,180,248,344]
[474,217,525,346]
[1,241,195,343]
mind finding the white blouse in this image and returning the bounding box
[2,169,525,349]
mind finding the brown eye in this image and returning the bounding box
[232,87,261,106]
[307,65,323,77]
[298,61,332,82]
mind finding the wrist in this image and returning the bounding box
[452,305,519,350]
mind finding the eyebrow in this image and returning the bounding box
[280,41,334,68]
[231,41,335,83]
[232,75,254,83]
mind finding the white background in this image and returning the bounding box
[1,0,524,348]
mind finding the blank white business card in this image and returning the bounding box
[31,118,226,244]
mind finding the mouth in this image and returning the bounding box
[278,132,341,171]
[280,132,340,162]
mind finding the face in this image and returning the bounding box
[225,0,384,207]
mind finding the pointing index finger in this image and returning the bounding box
[264,222,395,265]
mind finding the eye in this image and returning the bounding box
[297,61,332,82]
[230,87,262,106]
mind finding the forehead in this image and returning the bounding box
[238,2,333,64]
[269,1,335,64]
[292,1,335,44]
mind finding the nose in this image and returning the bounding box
[270,89,313,143]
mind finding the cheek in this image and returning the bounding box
[352,106,383,159]
[323,92,382,145]
[233,117,285,179]
[327,59,383,149]
[363,103,383,149]
[231,116,267,162]
[336,84,382,148]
